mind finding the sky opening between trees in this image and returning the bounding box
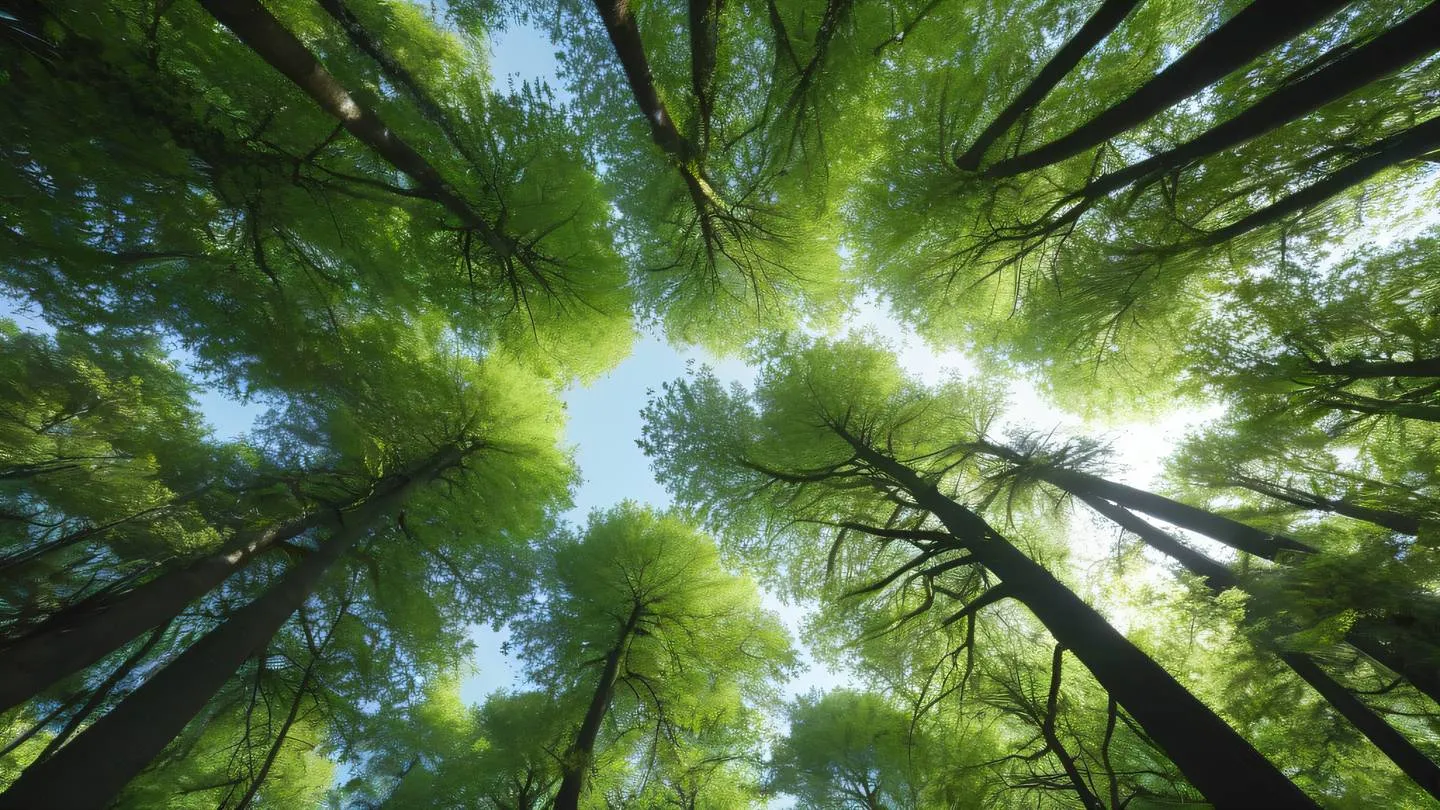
[1,0,1439,807]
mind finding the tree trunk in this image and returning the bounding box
[0,445,462,714]
[1195,113,1440,249]
[844,435,1314,806]
[984,0,1351,177]
[1075,1,1440,199]
[553,603,644,810]
[1314,390,1440,424]
[1231,475,1422,536]
[197,0,516,258]
[1309,355,1440,380]
[32,621,171,763]
[590,0,694,162]
[0,445,466,810]
[955,0,1142,170]
[0,511,319,714]
[315,0,486,173]
[1090,498,1440,797]
[973,439,1315,558]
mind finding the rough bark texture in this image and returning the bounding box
[985,0,1351,177]
[955,0,1142,170]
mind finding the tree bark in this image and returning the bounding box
[1074,1,1440,199]
[1193,113,1440,249]
[843,433,1314,807]
[984,0,1352,178]
[590,0,695,162]
[553,603,644,810]
[1308,355,1440,380]
[1230,475,1422,536]
[955,0,1142,170]
[0,444,466,810]
[1091,500,1440,799]
[0,445,463,714]
[972,439,1315,558]
[315,0,487,173]
[0,511,320,713]
[32,621,171,763]
[197,0,518,261]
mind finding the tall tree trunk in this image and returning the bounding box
[0,444,466,810]
[32,621,171,763]
[1230,475,1422,536]
[315,0,487,173]
[197,0,518,261]
[955,0,1143,170]
[0,445,463,714]
[843,433,1314,806]
[1193,113,1440,249]
[1075,1,1440,199]
[972,439,1315,558]
[1087,497,1440,799]
[984,0,1351,178]
[1308,355,1440,380]
[590,0,695,162]
[553,603,644,810]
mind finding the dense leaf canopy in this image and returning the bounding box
[1,0,1438,807]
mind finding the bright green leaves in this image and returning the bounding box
[768,690,925,809]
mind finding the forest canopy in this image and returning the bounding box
[0,0,1438,807]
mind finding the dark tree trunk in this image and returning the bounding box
[955,0,1142,170]
[1231,475,1422,536]
[0,445,465,810]
[1195,114,1440,249]
[590,0,695,162]
[844,435,1314,807]
[0,446,460,714]
[32,621,171,763]
[1076,1,1440,199]
[984,0,1352,178]
[553,603,644,810]
[973,439,1315,558]
[197,0,517,259]
[1280,651,1440,798]
[1313,390,1440,424]
[0,512,319,714]
[315,0,487,173]
[1091,499,1440,799]
[1347,629,1440,707]
[1079,494,1237,589]
[1308,356,1440,380]
[688,0,722,152]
